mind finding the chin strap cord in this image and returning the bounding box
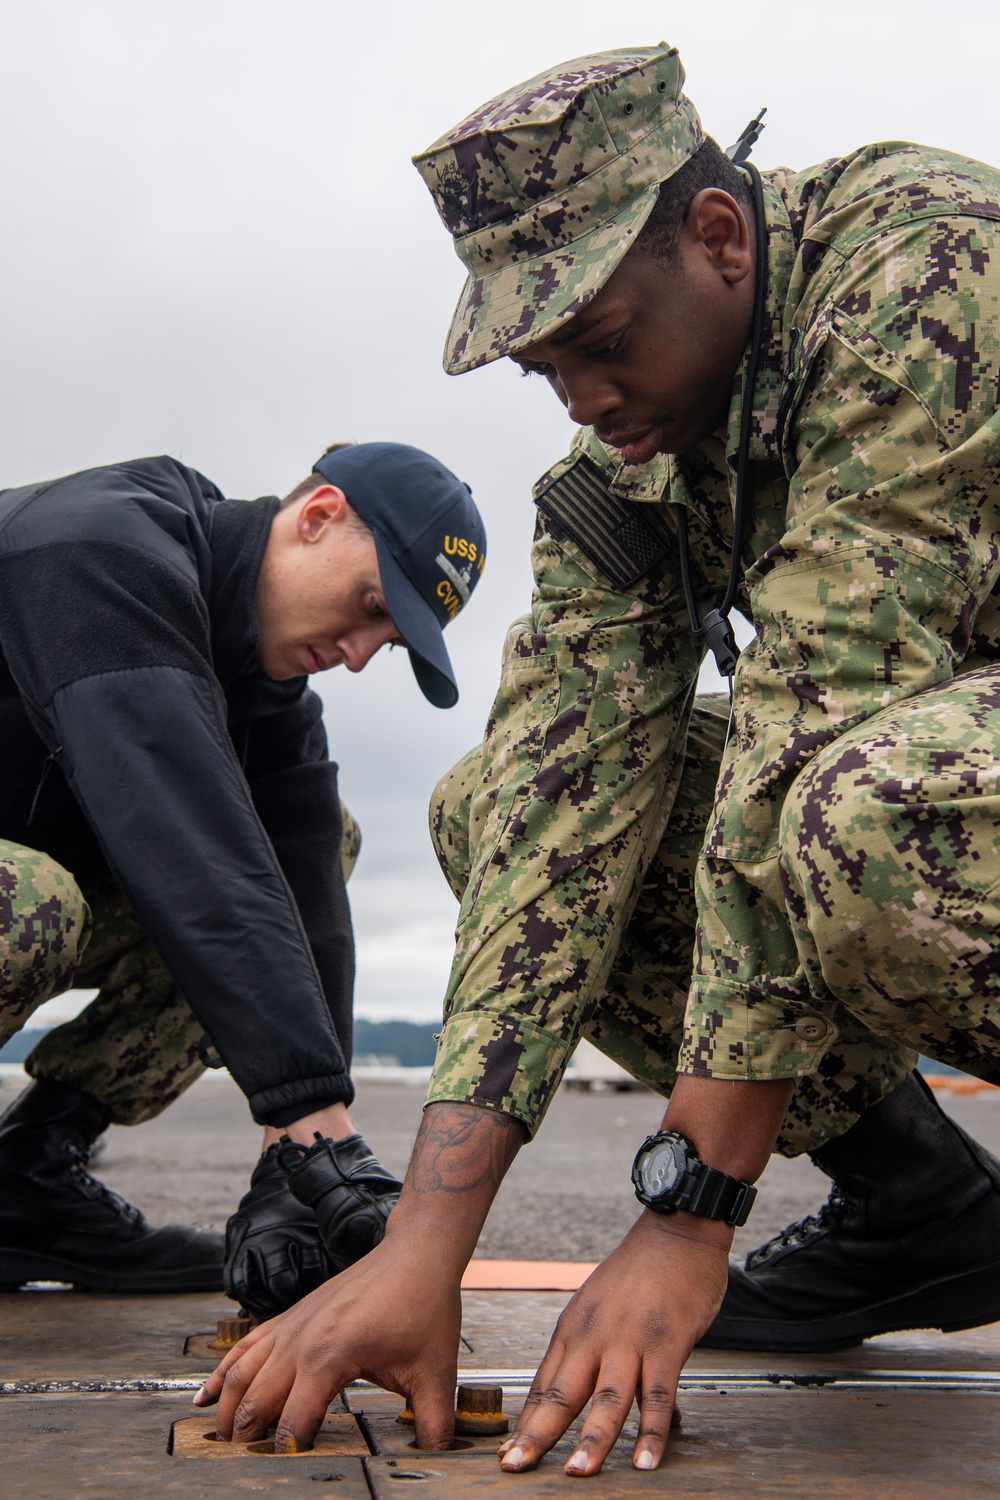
[677,113,769,680]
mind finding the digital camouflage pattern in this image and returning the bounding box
[427,693,727,1133]
[27,882,206,1126]
[412,44,702,374]
[691,668,1000,1088]
[422,120,1000,1144]
[683,145,1000,1086]
[2,802,363,1127]
[0,842,89,1032]
[429,608,918,1154]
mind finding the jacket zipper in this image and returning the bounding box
[27,747,61,828]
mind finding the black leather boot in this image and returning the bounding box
[224,1143,336,1319]
[0,1078,223,1293]
[700,1071,1000,1351]
[279,1132,401,1273]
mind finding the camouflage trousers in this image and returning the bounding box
[776,666,1000,1085]
[0,805,362,1127]
[431,682,998,1157]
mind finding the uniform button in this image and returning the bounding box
[795,1017,827,1042]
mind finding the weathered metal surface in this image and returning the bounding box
[184,1331,233,1361]
[364,1450,655,1496]
[0,1289,232,1380]
[360,1411,505,1458]
[354,1389,503,1457]
[171,1411,369,1457]
[365,1389,998,1498]
[2,1387,996,1499]
[0,1393,371,1499]
[5,1285,998,1383]
[456,1289,1000,1375]
[0,1288,997,1496]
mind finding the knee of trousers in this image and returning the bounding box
[428,746,480,901]
[0,845,91,1011]
[777,716,1000,1004]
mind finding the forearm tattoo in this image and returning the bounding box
[406,1103,526,1195]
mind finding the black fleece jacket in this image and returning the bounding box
[0,456,355,1125]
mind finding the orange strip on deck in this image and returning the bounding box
[461,1260,597,1290]
[923,1075,999,1094]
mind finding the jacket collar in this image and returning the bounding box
[207,494,279,686]
[720,174,797,468]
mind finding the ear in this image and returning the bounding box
[685,188,753,286]
[297,483,350,544]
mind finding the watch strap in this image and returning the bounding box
[633,1131,757,1228]
[682,1163,756,1227]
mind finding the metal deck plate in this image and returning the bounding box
[0,1288,997,1497]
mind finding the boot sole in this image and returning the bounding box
[0,1247,222,1295]
[698,1254,1000,1352]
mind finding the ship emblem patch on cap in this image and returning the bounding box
[436,535,485,619]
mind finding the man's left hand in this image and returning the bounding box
[498,1210,730,1476]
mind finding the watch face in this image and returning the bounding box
[640,1137,686,1198]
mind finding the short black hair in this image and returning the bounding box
[635,137,752,262]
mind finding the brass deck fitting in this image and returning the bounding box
[454,1384,509,1436]
[397,1383,509,1436]
[208,1314,254,1351]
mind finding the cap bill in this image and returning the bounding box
[409,649,459,710]
[373,534,459,709]
[443,184,660,375]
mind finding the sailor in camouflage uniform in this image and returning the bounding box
[412,43,1000,1473]
[198,43,1000,1471]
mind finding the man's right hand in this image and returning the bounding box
[201,1101,527,1451]
[202,1225,464,1450]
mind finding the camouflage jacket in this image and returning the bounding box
[427,143,1000,1134]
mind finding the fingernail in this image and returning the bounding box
[635,1450,655,1470]
[500,1446,525,1469]
[497,1438,515,1456]
[566,1449,588,1474]
[192,1385,207,1406]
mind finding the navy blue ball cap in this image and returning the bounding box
[312,441,486,708]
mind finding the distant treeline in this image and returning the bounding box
[0,1018,440,1068]
[0,1023,956,1076]
[353,1019,438,1066]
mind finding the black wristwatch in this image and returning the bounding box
[631,1131,757,1227]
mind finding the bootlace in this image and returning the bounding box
[65,1139,142,1227]
[745,1185,851,1270]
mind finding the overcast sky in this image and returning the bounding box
[6,0,999,1025]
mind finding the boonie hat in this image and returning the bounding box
[313,442,485,709]
[413,43,703,374]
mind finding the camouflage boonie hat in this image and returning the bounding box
[413,44,703,374]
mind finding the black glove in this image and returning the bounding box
[224,1142,335,1320]
[278,1131,401,1272]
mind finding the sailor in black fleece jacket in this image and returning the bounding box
[0,442,485,1314]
